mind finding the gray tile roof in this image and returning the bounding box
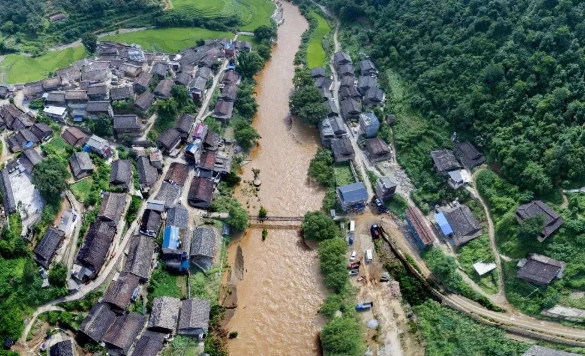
[331,137,355,163]
[454,141,485,169]
[311,67,326,78]
[140,209,162,236]
[103,272,141,312]
[157,128,181,151]
[0,169,15,213]
[123,234,154,281]
[518,254,565,286]
[444,205,482,246]
[110,159,133,188]
[79,303,117,342]
[191,227,217,258]
[87,101,112,114]
[167,205,189,230]
[175,113,194,134]
[136,156,158,187]
[98,192,127,224]
[62,127,87,147]
[178,298,211,336]
[132,330,165,356]
[110,86,133,101]
[34,228,64,268]
[430,149,462,173]
[69,152,94,179]
[49,339,74,356]
[164,162,189,187]
[522,345,579,356]
[154,181,181,209]
[154,79,173,99]
[516,200,563,240]
[148,296,181,333]
[76,221,116,276]
[135,90,156,112]
[103,312,145,354]
[114,115,141,131]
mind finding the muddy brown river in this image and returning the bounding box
[223,2,328,355]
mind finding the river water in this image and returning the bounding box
[223,2,328,355]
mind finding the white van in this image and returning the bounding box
[349,220,355,233]
[365,250,373,263]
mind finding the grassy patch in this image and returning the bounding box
[147,268,182,309]
[415,300,529,355]
[70,178,93,203]
[0,47,87,84]
[306,11,331,69]
[385,193,408,217]
[333,164,354,186]
[43,137,72,161]
[102,27,234,53]
[190,233,227,306]
[163,335,199,356]
[237,34,260,46]
[457,235,499,294]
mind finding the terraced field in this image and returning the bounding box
[170,0,275,31]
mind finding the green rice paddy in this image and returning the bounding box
[101,27,234,53]
[0,46,87,84]
[306,11,331,69]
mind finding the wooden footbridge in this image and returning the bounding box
[249,215,304,229]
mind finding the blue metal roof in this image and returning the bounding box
[162,226,180,250]
[434,212,453,235]
[364,112,379,125]
[337,182,368,204]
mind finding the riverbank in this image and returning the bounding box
[220,2,329,355]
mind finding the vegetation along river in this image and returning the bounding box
[223,1,328,355]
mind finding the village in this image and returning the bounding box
[0,0,581,355]
[0,34,257,356]
[300,45,574,355]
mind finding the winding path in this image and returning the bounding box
[468,168,508,306]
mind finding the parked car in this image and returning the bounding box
[373,198,387,213]
[380,272,390,282]
[350,251,357,261]
[349,269,359,276]
[347,261,361,269]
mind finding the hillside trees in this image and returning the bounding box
[321,0,585,194]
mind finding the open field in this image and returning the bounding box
[70,178,93,203]
[102,27,234,53]
[0,47,87,84]
[170,0,274,31]
[306,11,331,68]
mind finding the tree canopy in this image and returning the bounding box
[322,0,585,194]
[303,211,338,241]
[237,52,265,79]
[33,157,70,203]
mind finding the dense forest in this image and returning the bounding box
[321,0,585,195]
[0,0,160,53]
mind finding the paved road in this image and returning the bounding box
[19,306,64,345]
[64,192,83,278]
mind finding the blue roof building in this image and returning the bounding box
[162,225,191,272]
[359,112,380,138]
[434,212,453,236]
[337,182,369,212]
